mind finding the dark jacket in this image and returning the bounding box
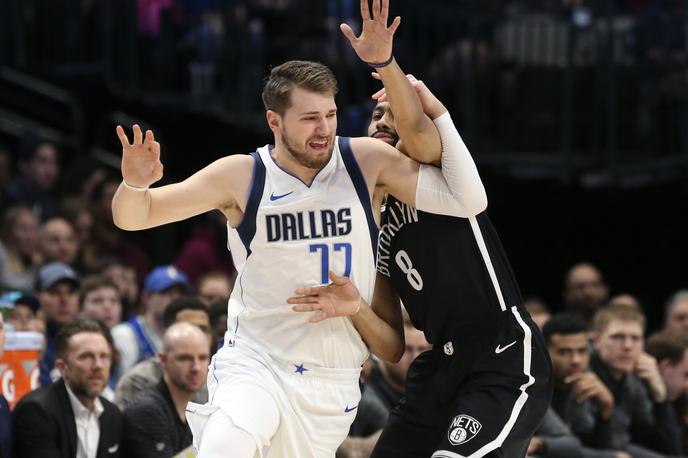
[12,379,122,458]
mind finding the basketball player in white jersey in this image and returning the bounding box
[111,1,487,456]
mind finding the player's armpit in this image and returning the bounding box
[113,154,254,230]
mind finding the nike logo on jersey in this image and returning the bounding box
[270,191,294,201]
[344,404,358,413]
[495,340,517,354]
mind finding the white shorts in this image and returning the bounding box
[186,337,362,458]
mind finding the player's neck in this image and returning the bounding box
[271,144,321,186]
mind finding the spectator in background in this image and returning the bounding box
[0,313,11,458]
[563,262,609,326]
[37,262,81,386]
[79,276,123,329]
[174,212,234,285]
[208,299,227,353]
[0,148,12,214]
[12,319,122,458]
[0,206,40,291]
[5,137,61,221]
[591,304,681,457]
[39,217,79,267]
[90,177,150,281]
[121,322,209,457]
[114,296,210,410]
[101,259,139,320]
[663,290,688,334]
[526,409,582,458]
[543,315,623,457]
[196,271,233,307]
[524,298,551,330]
[111,265,189,372]
[607,294,643,312]
[0,291,41,332]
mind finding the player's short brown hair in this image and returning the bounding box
[592,304,646,334]
[261,60,338,115]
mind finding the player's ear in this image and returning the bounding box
[266,110,281,133]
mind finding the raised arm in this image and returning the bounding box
[111,125,253,230]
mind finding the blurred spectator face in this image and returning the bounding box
[382,325,431,390]
[73,209,93,245]
[593,319,643,377]
[8,304,35,332]
[56,331,111,399]
[103,263,139,305]
[95,180,120,221]
[665,298,688,333]
[657,349,688,402]
[81,285,122,329]
[547,332,589,383]
[609,293,642,311]
[146,286,186,326]
[367,102,399,146]
[524,299,551,331]
[8,209,39,258]
[0,314,6,360]
[197,275,232,306]
[175,308,211,338]
[160,326,209,394]
[40,218,79,265]
[564,263,609,313]
[25,143,59,191]
[40,280,80,325]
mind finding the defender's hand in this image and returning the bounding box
[288,271,362,323]
[340,0,400,65]
[116,124,164,188]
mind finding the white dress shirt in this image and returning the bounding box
[65,383,104,458]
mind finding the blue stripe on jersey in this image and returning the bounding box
[339,137,379,260]
[236,152,266,256]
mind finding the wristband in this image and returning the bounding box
[122,180,149,192]
[368,54,394,69]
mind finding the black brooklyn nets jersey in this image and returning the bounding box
[377,196,526,347]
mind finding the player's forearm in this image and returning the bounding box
[414,113,487,217]
[376,60,441,163]
[351,301,404,363]
[111,183,153,230]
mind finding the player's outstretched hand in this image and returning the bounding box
[371,73,447,119]
[340,0,400,65]
[116,124,164,188]
[288,271,362,323]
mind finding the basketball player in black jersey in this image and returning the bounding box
[288,3,552,455]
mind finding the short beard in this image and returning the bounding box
[281,128,332,170]
[68,379,101,401]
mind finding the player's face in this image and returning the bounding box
[59,332,112,399]
[367,102,399,146]
[547,333,590,384]
[593,320,643,377]
[279,87,337,170]
[162,332,210,394]
[659,350,688,401]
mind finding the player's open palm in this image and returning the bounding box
[288,271,362,323]
[341,0,400,65]
[116,124,164,188]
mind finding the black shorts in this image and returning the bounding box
[371,307,552,458]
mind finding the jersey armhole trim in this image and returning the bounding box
[236,152,266,257]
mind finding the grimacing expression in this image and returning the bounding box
[547,333,590,383]
[59,332,112,399]
[593,320,643,376]
[367,102,399,146]
[275,87,337,170]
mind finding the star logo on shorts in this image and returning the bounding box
[294,363,309,374]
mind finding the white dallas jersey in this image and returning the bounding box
[226,137,378,369]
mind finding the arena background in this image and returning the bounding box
[1,0,687,331]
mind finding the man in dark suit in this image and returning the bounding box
[12,319,122,458]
